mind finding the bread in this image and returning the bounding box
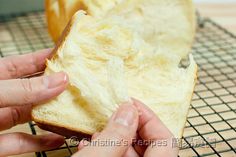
[46,0,128,42]
[46,0,196,44]
[33,0,197,138]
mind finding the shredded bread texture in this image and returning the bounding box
[33,0,197,138]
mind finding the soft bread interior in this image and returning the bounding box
[46,0,196,44]
[33,0,197,138]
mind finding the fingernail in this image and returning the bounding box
[136,106,142,116]
[114,103,136,126]
[131,98,142,116]
[44,72,68,89]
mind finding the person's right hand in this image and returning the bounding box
[131,99,178,157]
[73,99,178,157]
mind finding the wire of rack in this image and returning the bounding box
[0,12,235,157]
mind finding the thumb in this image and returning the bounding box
[73,102,139,157]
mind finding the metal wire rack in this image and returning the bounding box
[0,12,235,157]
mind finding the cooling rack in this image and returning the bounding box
[0,12,235,157]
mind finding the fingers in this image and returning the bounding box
[73,102,139,157]
[122,147,139,157]
[0,105,32,131]
[132,98,173,140]
[132,99,178,157]
[0,49,52,80]
[0,132,64,156]
[92,132,100,140]
[0,72,68,107]
[77,132,100,150]
[79,133,140,157]
[78,139,90,150]
[78,141,139,157]
[133,144,146,156]
[133,134,147,156]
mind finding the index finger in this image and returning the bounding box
[0,49,52,80]
[132,98,173,140]
[132,98,178,157]
[73,103,139,157]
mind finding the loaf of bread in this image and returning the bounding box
[46,0,196,44]
[33,0,197,138]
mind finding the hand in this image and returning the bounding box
[0,49,68,156]
[73,99,178,157]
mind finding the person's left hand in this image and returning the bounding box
[0,49,68,156]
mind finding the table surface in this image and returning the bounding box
[196,3,236,34]
[1,3,236,157]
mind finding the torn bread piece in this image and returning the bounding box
[33,0,197,138]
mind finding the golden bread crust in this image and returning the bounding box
[35,121,91,139]
[46,0,88,42]
[180,63,198,138]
